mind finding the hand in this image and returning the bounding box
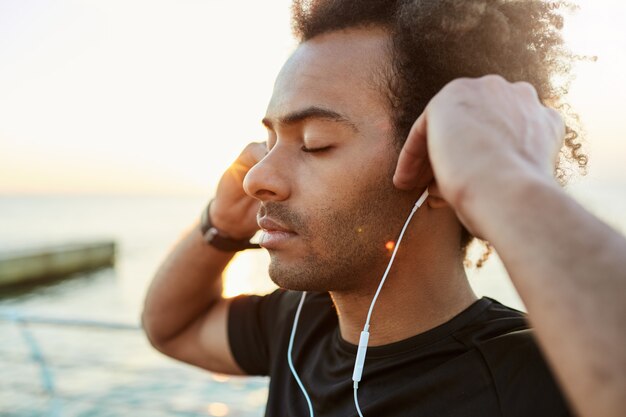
[209,142,267,240]
[393,75,565,238]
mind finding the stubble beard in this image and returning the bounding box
[266,171,413,294]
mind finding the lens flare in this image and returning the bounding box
[385,241,395,251]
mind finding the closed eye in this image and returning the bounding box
[301,145,332,153]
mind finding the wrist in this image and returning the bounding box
[207,200,254,240]
[200,200,260,252]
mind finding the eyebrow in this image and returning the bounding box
[262,106,359,133]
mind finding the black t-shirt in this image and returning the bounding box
[228,290,572,416]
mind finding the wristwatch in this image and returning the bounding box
[200,200,260,252]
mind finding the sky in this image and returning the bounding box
[0,0,625,195]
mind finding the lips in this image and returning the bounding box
[257,217,297,249]
[258,217,294,233]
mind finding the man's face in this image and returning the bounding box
[244,27,416,293]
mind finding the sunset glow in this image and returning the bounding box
[0,0,294,196]
[0,0,624,196]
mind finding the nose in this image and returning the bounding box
[242,147,291,202]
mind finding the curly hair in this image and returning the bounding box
[292,0,589,268]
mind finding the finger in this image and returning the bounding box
[514,81,540,104]
[237,141,267,168]
[394,112,429,190]
[228,142,267,183]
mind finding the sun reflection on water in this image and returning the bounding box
[207,402,229,416]
[222,249,276,298]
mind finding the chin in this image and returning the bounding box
[267,257,361,293]
[268,263,324,292]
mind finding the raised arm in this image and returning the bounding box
[141,142,266,375]
[394,75,626,417]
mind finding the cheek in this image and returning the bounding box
[307,173,396,239]
[291,142,398,226]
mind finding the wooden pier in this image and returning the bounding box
[0,241,116,288]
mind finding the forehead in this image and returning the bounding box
[267,27,391,123]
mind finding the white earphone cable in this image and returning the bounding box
[352,187,429,414]
[287,291,314,417]
[364,188,429,327]
[354,384,365,417]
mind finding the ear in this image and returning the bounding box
[426,182,451,209]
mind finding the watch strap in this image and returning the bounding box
[200,200,260,252]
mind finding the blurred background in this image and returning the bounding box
[1,0,625,416]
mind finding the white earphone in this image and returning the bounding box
[287,187,430,417]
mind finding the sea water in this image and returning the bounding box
[0,195,270,417]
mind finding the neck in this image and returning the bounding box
[331,258,476,346]
[330,210,478,346]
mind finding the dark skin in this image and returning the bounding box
[143,27,626,417]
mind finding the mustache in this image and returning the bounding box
[258,202,308,235]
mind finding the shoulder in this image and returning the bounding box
[456,299,572,416]
[227,290,335,375]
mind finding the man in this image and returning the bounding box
[142,1,626,416]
